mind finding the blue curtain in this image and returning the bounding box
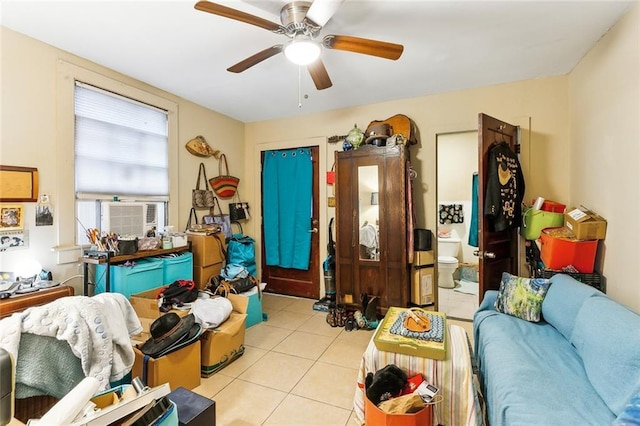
[469,173,479,247]
[263,148,312,269]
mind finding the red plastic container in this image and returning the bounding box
[530,199,566,213]
[540,228,597,273]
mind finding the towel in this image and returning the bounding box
[439,204,464,224]
[92,292,142,381]
[0,294,142,394]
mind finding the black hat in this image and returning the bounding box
[140,313,202,358]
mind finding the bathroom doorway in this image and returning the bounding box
[436,131,480,320]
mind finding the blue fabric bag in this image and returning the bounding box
[226,224,257,277]
[221,263,249,280]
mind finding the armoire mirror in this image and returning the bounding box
[358,165,379,261]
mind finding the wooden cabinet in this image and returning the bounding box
[335,145,412,312]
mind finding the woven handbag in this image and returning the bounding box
[192,163,215,208]
[209,154,239,199]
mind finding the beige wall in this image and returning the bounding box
[0,27,244,294]
[245,77,571,302]
[569,2,640,311]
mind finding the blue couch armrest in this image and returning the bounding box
[478,290,498,312]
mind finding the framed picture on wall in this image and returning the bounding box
[0,204,24,230]
[0,166,39,202]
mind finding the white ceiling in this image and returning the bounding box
[1,1,633,123]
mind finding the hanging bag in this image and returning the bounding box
[192,163,215,208]
[226,222,257,277]
[229,191,250,222]
[209,154,240,199]
[203,197,232,239]
[185,207,199,232]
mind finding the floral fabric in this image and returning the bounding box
[494,272,551,322]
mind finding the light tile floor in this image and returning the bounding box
[192,293,474,425]
[438,285,479,320]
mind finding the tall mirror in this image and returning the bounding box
[358,165,379,260]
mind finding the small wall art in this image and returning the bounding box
[0,230,28,252]
[0,204,24,231]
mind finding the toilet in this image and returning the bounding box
[438,229,461,288]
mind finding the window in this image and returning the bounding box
[74,82,169,243]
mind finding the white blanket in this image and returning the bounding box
[0,293,142,391]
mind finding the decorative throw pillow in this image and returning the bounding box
[494,272,551,322]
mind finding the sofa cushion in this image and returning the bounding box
[494,272,550,322]
[541,273,602,341]
[474,309,616,425]
[571,295,640,415]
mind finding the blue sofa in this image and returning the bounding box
[474,274,640,425]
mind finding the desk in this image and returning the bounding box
[80,245,190,295]
[0,286,74,319]
[354,324,483,426]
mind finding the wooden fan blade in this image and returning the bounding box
[305,0,345,27]
[307,59,333,90]
[323,35,404,60]
[195,1,284,32]
[227,45,283,73]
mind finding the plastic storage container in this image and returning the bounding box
[159,252,193,285]
[540,228,598,273]
[95,257,164,298]
[521,208,565,240]
[531,199,566,213]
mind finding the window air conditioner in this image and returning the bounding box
[101,202,157,237]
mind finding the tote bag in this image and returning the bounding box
[192,163,215,208]
[226,223,256,277]
[209,154,239,199]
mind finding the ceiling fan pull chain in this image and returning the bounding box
[298,65,303,108]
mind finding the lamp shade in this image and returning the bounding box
[284,37,321,65]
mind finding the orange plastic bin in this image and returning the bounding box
[540,228,597,273]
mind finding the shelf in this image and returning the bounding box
[80,245,190,265]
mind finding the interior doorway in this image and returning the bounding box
[436,131,479,320]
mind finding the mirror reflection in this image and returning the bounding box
[358,165,379,260]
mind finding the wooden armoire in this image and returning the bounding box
[334,144,412,312]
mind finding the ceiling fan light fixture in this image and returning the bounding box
[284,37,321,65]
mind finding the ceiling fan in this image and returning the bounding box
[194,0,404,90]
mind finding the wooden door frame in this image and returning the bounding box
[252,137,329,296]
[427,117,531,310]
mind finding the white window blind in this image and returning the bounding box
[74,82,169,197]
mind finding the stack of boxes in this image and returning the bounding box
[527,205,607,290]
[129,288,248,386]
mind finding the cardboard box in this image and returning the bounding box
[132,340,201,391]
[411,266,435,306]
[193,262,223,290]
[564,207,607,240]
[200,294,248,377]
[188,233,226,267]
[129,287,190,320]
[413,251,435,267]
[374,308,447,360]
